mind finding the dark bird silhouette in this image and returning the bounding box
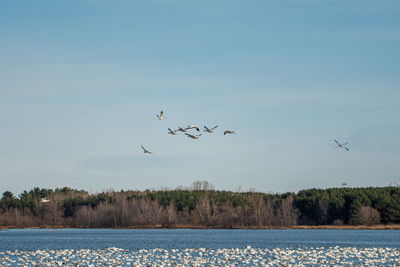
[334,140,349,151]
[141,145,153,154]
[224,130,236,135]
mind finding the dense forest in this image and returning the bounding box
[1,181,399,228]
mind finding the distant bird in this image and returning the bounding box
[224,130,236,135]
[341,182,348,187]
[185,125,200,131]
[389,181,399,187]
[334,140,350,151]
[168,128,177,135]
[185,133,202,139]
[41,198,50,203]
[176,127,188,132]
[204,125,218,133]
[141,145,153,154]
[156,111,166,120]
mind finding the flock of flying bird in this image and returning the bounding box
[137,111,400,188]
[141,111,236,155]
[142,111,352,154]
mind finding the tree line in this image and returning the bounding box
[1,181,399,228]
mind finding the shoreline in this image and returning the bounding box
[1,224,400,230]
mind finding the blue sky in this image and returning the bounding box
[1,0,400,195]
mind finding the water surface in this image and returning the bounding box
[0,229,399,251]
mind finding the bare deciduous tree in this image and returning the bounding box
[193,195,211,226]
[191,180,214,191]
[357,206,381,225]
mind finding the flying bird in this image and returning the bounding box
[176,127,188,132]
[156,111,166,120]
[141,145,153,154]
[224,130,236,135]
[185,125,200,131]
[168,128,177,135]
[334,140,350,151]
[185,133,202,139]
[204,125,218,133]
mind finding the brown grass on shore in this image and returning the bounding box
[1,224,400,230]
[274,225,400,230]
